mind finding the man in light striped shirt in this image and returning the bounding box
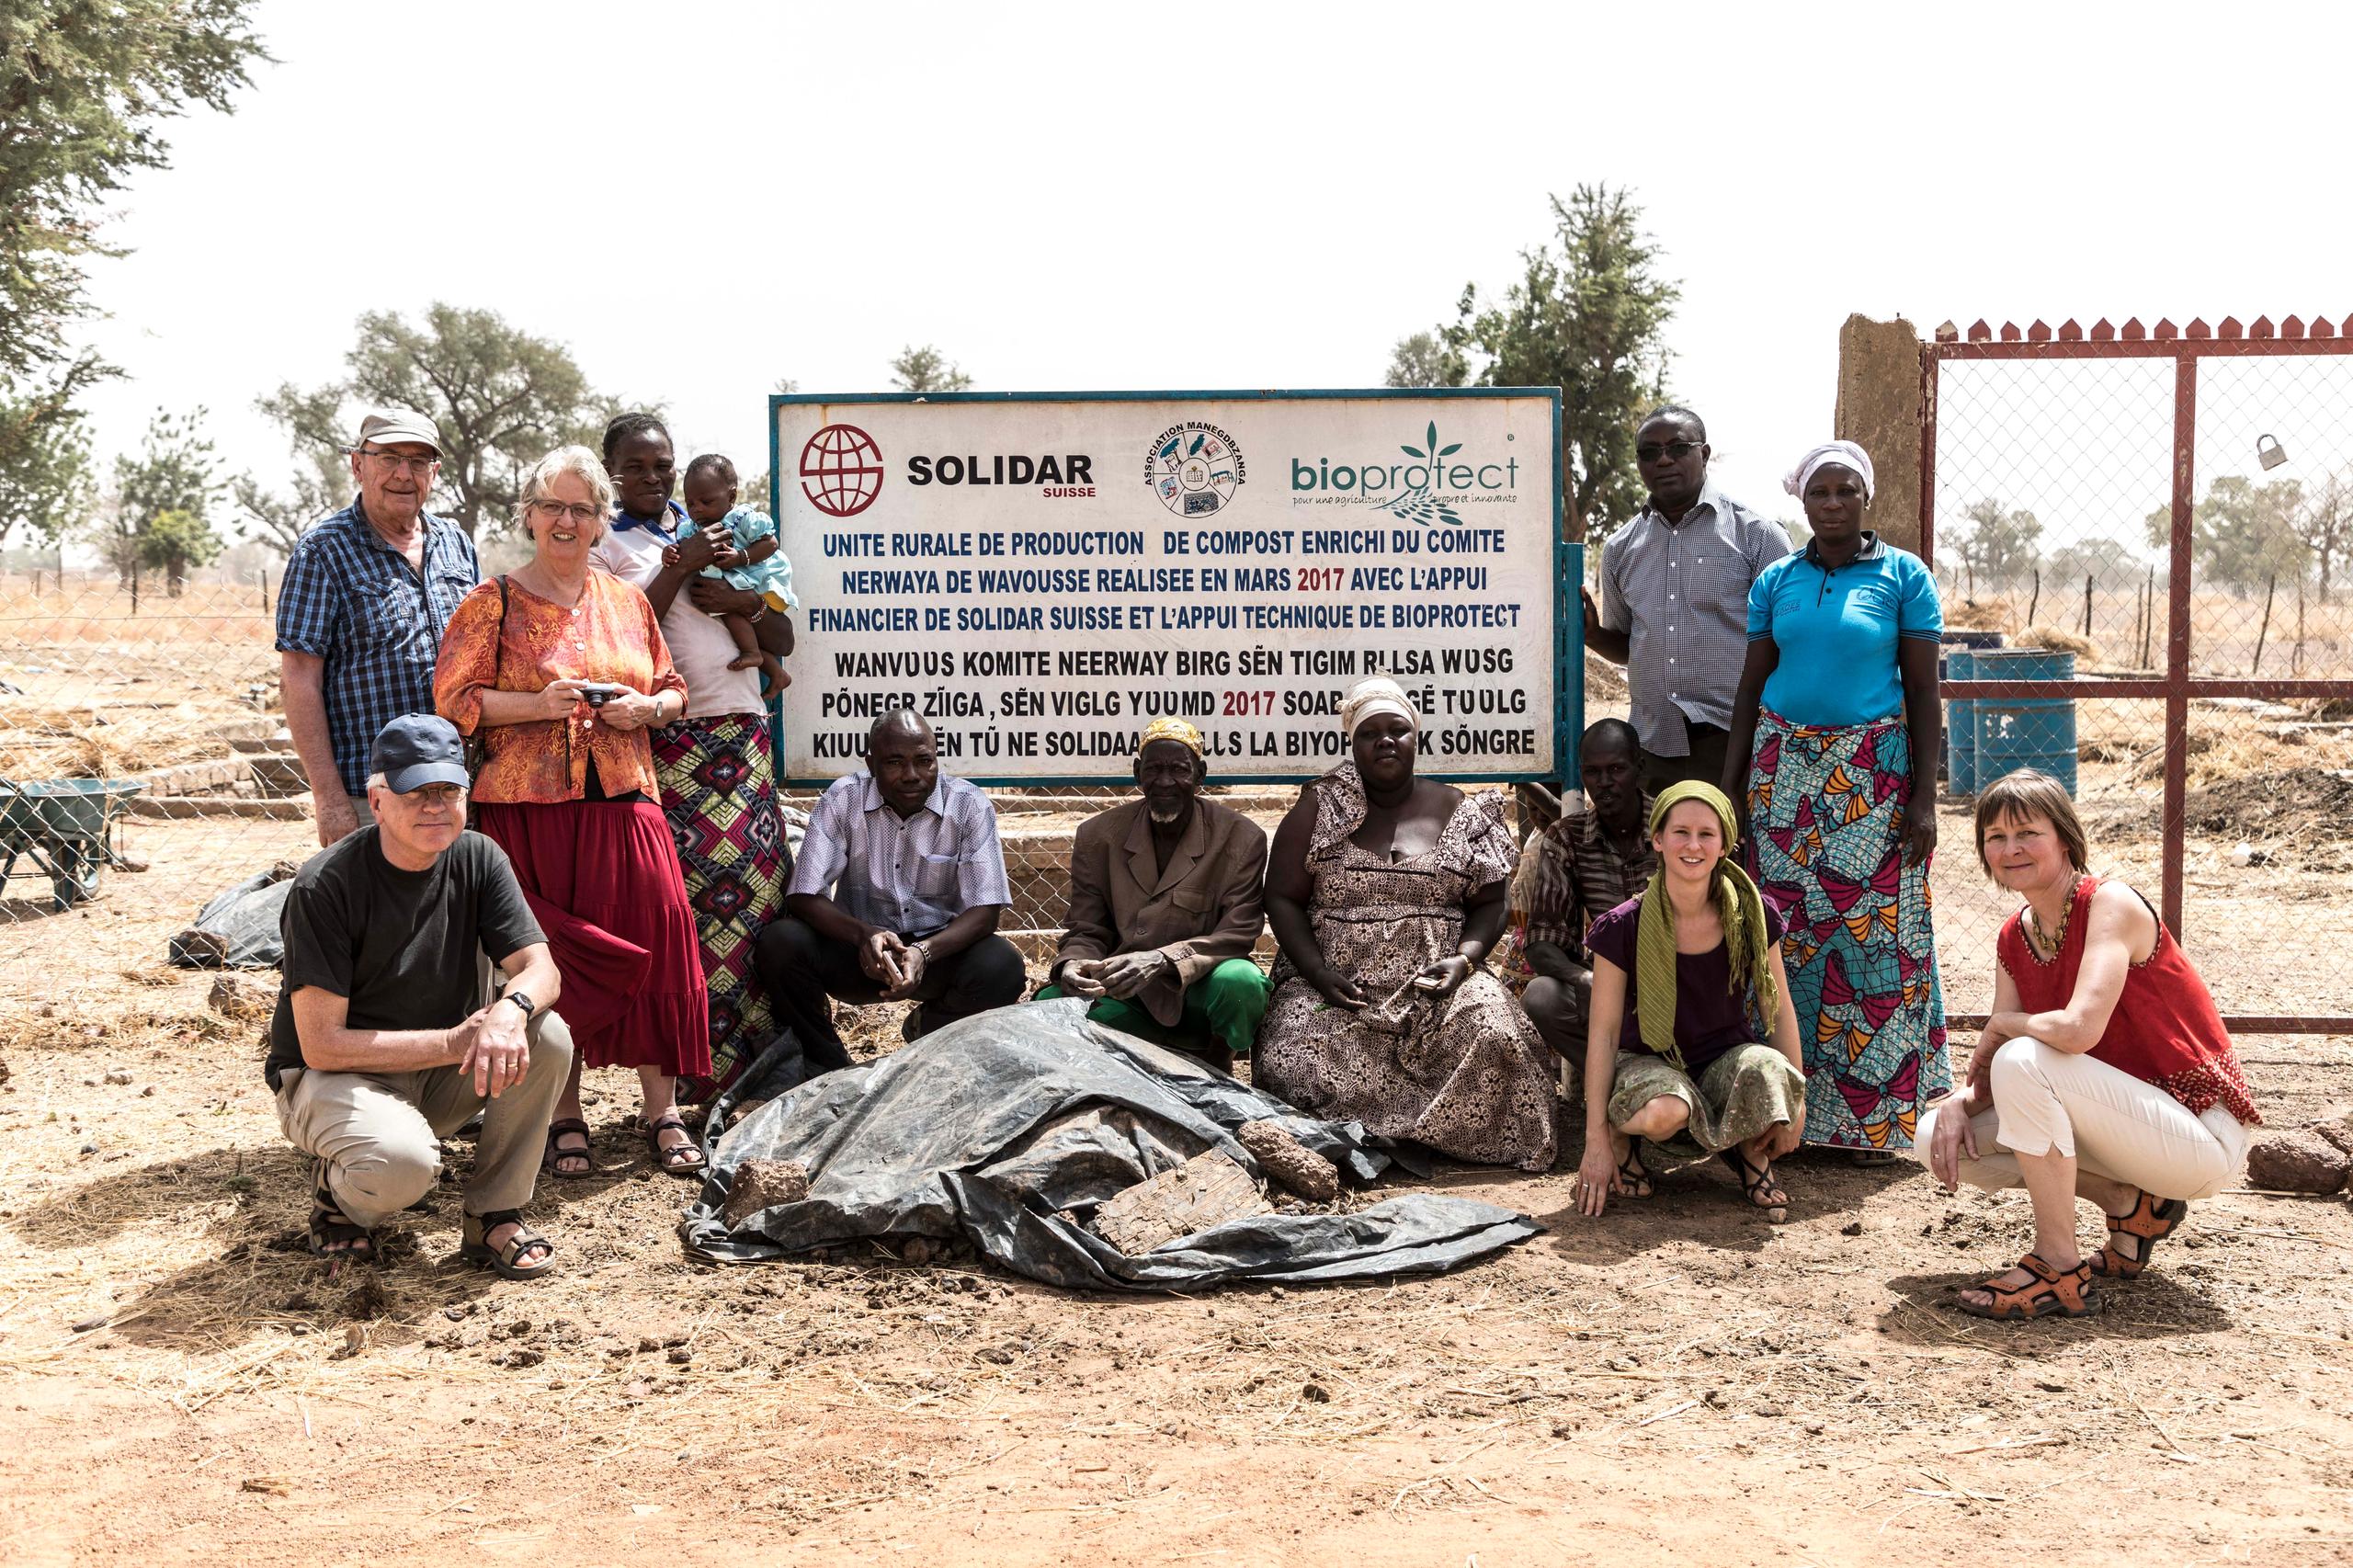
[1585,406,1791,794]
[756,710,1024,1065]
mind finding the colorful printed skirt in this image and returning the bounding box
[652,713,790,1102]
[1746,709,1949,1150]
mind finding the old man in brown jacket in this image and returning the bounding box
[1036,718,1272,1065]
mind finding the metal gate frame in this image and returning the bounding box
[1922,314,2353,1034]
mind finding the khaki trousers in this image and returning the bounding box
[274,1007,573,1231]
[1914,1037,2248,1203]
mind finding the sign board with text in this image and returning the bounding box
[769,390,1566,785]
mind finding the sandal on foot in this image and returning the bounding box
[543,1118,594,1180]
[1847,1148,1900,1167]
[1615,1137,1653,1199]
[1955,1252,2101,1321]
[306,1168,376,1264]
[460,1210,556,1281]
[1722,1147,1790,1222]
[644,1112,706,1178]
[2090,1190,2188,1279]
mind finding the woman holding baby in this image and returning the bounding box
[589,414,800,1110]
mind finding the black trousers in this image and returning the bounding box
[753,915,1027,1070]
[1642,717,1731,796]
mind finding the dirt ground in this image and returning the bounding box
[3,801,2352,1567]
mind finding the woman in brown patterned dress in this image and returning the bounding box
[1256,677,1558,1171]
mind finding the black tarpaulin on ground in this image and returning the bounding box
[677,998,1539,1290]
[166,868,292,968]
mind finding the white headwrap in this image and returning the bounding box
[1340,676,1417,738]
[1783,440,1875,505]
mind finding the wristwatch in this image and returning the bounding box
[501,990,536,1020]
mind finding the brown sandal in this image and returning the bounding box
[1955,1251,2101,1320]
[543,1118,594,1179]
[2089,1191,2188,1279]
[644,1111,706,1178]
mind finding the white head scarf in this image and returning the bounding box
[1340,676,1416,739]
[1783,440,1875,505]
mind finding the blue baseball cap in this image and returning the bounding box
[369,714,469,793]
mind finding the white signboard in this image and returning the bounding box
[769,392,1562,783]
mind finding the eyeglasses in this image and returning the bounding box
[358,449,439,475]
[1635,440,1702,463]
[529,500,604,524]
[408,784,464,806]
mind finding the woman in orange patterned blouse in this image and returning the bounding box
[434,446,710,1178]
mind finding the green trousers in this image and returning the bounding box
[1037,958,1272,1062]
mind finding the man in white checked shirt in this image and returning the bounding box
[756,710,1025,1065]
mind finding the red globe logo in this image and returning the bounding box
[799,424,885,517]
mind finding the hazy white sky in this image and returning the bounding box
[70,0,2353,542]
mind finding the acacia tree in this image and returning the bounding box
[2145,475,2308,595]
[890,345,972,392]
[1423,186,1680,543]
[236,383,347,556]
[0,1,265,546]
[1954,498,2042,595]
[106,407,226,594]
[2294,469,2352,601]
[256,305,627,537]
[1381,331,1467,391]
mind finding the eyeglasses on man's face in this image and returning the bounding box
[359,448,440,476]
[529,499,604,524]
[1634,440,1702,464]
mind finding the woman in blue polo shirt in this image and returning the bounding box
[1722,441,1949,1163]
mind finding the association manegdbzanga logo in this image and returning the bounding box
[800,424,885,517]
[1145,422,1245,517]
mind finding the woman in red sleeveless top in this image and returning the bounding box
[1915,771,2258,1320]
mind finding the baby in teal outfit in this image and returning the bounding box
[671,453,797,698]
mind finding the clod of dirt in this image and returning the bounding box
[207,973,275,1023]
[2312,1110,2353,1159]
[900,1235,936,1266]
[329,1324,366,1360]
[69,1313,108,1333]
[637,1335,661,1353]
[1236,1120,1339,1202]
[2245,1130,2352,1193]
[1302,1381,1330,1403]
[666,1347,692,1366]
[722,1158,811,1229]
[241,1476,290,1497]
[499,1348,545,1369]
[1840,1221,1865,1237]
[103,1069,132,1085]
[337,1277,389,1321]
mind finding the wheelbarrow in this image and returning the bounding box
[0,778,146,912]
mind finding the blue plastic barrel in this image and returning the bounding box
[1938,631,2005,793]
[1945,650,1977,792]
[1970,648,2078,796]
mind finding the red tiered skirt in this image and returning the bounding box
[473,800,710,1076]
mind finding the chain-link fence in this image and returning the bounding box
[1923,317,2353,1030]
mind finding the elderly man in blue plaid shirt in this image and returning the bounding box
[276,409,480,846]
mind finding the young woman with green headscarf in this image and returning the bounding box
[1574,780,1808,1221]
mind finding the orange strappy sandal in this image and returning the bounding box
[2089,1191,2188,1279]
[1955,1252,2102,1320]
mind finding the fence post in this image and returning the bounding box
[2082,574,2094,637]
[2162,355,2194,940]
[2142,564,2156,669]
[131,561,139,616]
[2251,572,2277,675]
[2026,566,2040,626]
[2294,576,2306,676]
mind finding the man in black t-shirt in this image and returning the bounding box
[269,714,571,1278]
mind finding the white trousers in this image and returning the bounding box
[1914,1037,2248,1202]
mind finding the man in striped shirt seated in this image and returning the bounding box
[756,709,1024,1068]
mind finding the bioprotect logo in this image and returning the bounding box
[1289,420,1520,525]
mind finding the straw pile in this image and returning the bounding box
[0,699,238,781]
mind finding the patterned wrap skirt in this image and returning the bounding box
[473,800,710,1077]
[651,713,790,1103]
[1745,709,1949,1150]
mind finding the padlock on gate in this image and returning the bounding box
[2257,433,2289,471]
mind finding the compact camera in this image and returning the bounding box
[578,682,627,708]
